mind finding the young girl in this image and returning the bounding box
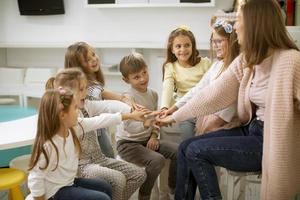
[27,89,112,200]
[161,18,240,135]
[64,42,137,158]
[47,68,147,200]
[161,26,211,140]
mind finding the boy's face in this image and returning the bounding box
[124,67,149,93]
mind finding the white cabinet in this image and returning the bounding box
[286,26,300,48]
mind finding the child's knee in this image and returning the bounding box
[146,155,166,175]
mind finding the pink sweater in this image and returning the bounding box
[173,49,300,200]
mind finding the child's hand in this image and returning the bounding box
[155,115,175,126]
[130,109,151,121]
[147,138,159,151]
[121,96,146,111]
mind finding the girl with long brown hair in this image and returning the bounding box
[47,68,147,200]
[160,18,240,135]
[160,26,211,140]
[65,42,138,158]
[27,89,112,200]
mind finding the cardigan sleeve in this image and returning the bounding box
[161,63,175,108]
[175,60,221,109]
[173,56,242,122]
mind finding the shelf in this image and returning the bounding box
[86,3,214,8]
[0,41,210,50]
[103,70,122,76]
[85,0,215,8]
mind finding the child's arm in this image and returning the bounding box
[161,64,175,109]
[78,101,149,134]
[28,146,52,200]
[102,89,139,109]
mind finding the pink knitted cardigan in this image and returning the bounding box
[173,49,300,200]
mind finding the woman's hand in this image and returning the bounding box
[155,115,175,126]
[159,105,178,118]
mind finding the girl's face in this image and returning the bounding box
[62,98,78,129]
[234,9,244,46]
[76,80,87,109]
[211,31,228,59]
[171,35,193,66]
[82,48,100,74]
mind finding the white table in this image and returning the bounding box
[0,115,37,150]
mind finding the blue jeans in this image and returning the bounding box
[175,118,263,200]
[98,128,115,158]
[51,177,112,200]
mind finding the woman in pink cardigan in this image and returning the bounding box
[157,0,300,199]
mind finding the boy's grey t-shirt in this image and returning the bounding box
[116,87,158,142]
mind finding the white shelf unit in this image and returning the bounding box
[86,0,215,8]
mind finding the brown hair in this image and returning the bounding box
[210,17,240,74]
[241,0,298,68]
[29,89,81,171]
[162,27,201,79]
[119,52,147,78]
[64,42,105,86]
[46,68,87,92]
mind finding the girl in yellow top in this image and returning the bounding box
[161,26,211,140]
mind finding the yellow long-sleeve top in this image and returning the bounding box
[161,58,211,108]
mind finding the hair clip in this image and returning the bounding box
[175,25,190,32]
[213,19,233,34]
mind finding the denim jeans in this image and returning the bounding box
[175,118,263,200]
[98,128,115,158]
[51,177,112,200]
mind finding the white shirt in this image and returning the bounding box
[28,100,130,199]
[175,60,236,122]
[28,131,79,199]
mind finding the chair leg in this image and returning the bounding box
[227,174,235,200]
[19,95,23,107]
[23,96,28,107]
[9,186,24,200]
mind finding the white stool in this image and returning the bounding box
[9,154,31,174]
[226,170,261,200]
[9,154,31,198]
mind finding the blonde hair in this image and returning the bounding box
[28,89,81,171]
[46,68,87,91]
[64,42,105,86]
[210,17,240,75]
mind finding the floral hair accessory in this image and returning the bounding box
[175,25,190,32]
[213,19,233,34]
[58,86,66,102]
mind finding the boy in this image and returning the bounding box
[116,53,178,200]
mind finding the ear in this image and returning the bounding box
[122,76,130,84]
[59,110,66,121]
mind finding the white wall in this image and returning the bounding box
[0,0,234,98]
[0,0,234,46]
